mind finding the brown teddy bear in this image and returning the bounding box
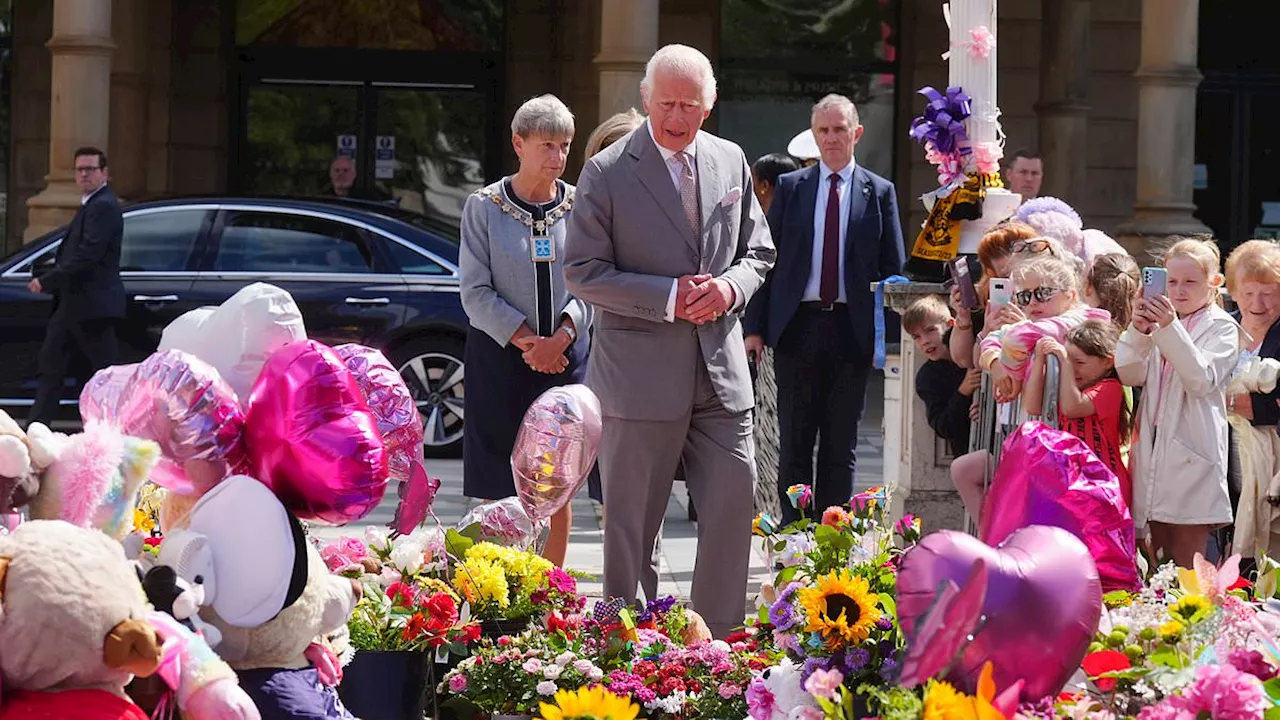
[0,520,259,720]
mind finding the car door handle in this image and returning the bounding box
[133,294,179,303]
[345,297,391,306]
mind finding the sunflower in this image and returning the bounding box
[539,686,639,720]
[1170,594,1210,622]
[796,569,881,649]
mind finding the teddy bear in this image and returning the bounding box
[745,658,822,720]
[0,409,65,515]
[0,519,259,720]
[157,475,361,720]
[140,563,224,649]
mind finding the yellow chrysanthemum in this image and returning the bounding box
[796,569,881,649]
[539,686,639,720]
[923,679,975,720]
[453,558,510,608]
[464,542,554,593]
[1170,594,1210,621]
[1159,619,1185,641]
[132,508,155,533]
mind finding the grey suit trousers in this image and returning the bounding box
[600,349,755,638]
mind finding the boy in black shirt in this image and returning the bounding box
[904,295,981,457]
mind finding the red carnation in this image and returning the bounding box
[1081,650,1130,692]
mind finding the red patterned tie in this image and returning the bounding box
[820,174,841,307]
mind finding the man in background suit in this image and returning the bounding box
[744,95,905,524]
[28,146,124,426]
[565,44,776,638]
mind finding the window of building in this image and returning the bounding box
[235,0,502,52]
[718,0,899,180]
[214,211,375,274]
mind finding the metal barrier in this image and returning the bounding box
[962,353,1061,535]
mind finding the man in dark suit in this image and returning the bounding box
[28,146,125,426]
[744,95,905,524]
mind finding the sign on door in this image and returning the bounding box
[336,135,357,158]
[375,135,396,179]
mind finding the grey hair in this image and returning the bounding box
[640,44,717,108]
[511,94,575,139]
[812,94,860,127]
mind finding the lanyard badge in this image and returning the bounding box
[530,219,555,263]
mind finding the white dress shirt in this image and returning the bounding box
[81,182,107,206]
[801,161,855,304]
[646,121,739,322]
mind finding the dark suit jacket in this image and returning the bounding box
[39,185,125,320]
[744,163,905,357]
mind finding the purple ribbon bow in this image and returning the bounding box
[909,86,973,155]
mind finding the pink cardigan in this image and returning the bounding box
[979,307,1112,381]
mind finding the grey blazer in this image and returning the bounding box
[459,178,592,348]
[564,127,776,421]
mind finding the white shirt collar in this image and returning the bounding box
[81,183,106,205]
[819,160,855,185]
[647,120,697,162]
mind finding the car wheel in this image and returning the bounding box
[390,335,465,458]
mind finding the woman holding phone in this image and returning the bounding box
[948,222,1039,368]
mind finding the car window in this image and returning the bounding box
[381,238,450,275]
[121,209,207,272]
[214,212,374,274]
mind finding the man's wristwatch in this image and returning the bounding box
[560,325,577,344]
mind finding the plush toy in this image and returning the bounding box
[745,658,822,720]
[1231,355,1280,396]
[159,475,361,720]
[0,520,259,720]
[140,564,223,649]
[21,421,159,542]
[0,410,65,514]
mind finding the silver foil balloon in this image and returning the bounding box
[510,384,602,521]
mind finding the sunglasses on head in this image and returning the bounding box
[1011,239,1056,255]
[1013,286,1062,306]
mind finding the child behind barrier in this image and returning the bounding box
[952,252,1095,522]
[1118,237,1239,568]
[1023,319,1133,510]
[1086,253,1142,331]
[905,295,981,458]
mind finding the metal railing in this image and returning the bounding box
[963,353,1061,535]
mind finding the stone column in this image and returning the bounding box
[594,0,659,120]
[1115,0,1210,263]
[109,0,149,201]
[1035,0,1091,202]
[24,0,114,242]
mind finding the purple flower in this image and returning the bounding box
[547,567,576,594]
[843,648,870,673]
[634,687,658,704]
[802,656,832,681]
[768,582,801,631]
[878,657,899,682]
[878,640,896,657]
[1226,649,1279,681]
[875,616,893,631]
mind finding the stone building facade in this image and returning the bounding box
[7,0,1247,261]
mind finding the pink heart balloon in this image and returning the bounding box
[511,384,602,521]
[980,421,1140,592]
[896,526,1102,702]
[244,340,388,525]
[80,351,246,496]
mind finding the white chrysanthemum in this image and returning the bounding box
[543,664,563,680]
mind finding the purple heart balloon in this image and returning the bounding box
[896,526,1102,702]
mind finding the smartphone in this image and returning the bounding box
[947,257,979,311]
[1142,267,1167,298]
[990,278,1012,309]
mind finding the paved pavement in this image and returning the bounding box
[312,426,885,606]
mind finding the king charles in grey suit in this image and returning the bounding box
[565,45,776,637]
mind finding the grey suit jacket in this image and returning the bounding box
[564,127,776,422]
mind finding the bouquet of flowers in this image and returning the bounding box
[753,486,920,696]
[451,541,582,622]
[815,662,1019,720]
[438,631,611,715]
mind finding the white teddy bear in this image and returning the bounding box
[0,409,67,514]
[746,658,822,720]
[1230,355,1280,397]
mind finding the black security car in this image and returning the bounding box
[0,197,468,456]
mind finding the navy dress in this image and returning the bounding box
[462,180,602,501]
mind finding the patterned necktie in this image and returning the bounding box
[676,152,700,235]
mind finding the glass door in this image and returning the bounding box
[243,82,361,197]
[371,85,487,228]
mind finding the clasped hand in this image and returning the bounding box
[677,274,733,325]
[514,334,569,374]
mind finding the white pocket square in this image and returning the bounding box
[720,187,743,206]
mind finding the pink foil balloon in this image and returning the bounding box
[457,497,539,551]
[389,461,440,536]
[896,526,1102,703]
[511,384,602,521]
[80,351,246,496]
[333,345,424,488]
[980,421,1140,592]
[244,340,388,525]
